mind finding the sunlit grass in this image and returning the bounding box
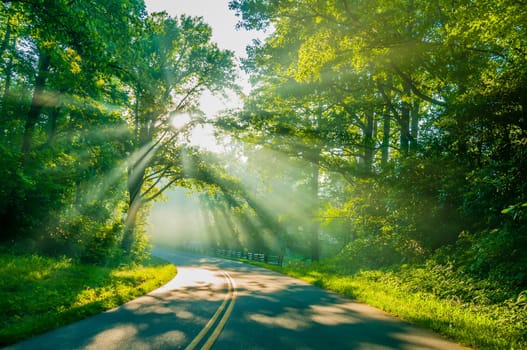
[239,258,526,350]
[310,272,522,349]
[0,252,176,347]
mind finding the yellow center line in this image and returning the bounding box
[185,271,236,350]
[202,272,237,350]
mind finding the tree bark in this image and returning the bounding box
[22,49,51,164]
[1,18,13,120]
[309,148,320,262]
[121,160,146,252]
[400,106,410,155]
[410,101,420,153]
[1,55,12,123]
[362,108,375,173]
[399,81,412,155]
[122,197,142,253]
[382,113,391,166]
[121,86,150,253]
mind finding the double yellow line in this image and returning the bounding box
[185,271,237,350]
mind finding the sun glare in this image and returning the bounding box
[189,124,224,152]
[171,113,192,130]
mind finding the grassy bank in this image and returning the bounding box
[286,262,526,350]
[0,252,177,346]
[235,256,526,350]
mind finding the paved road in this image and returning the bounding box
[5,248,467,349]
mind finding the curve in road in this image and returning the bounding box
[185,271,237,350]
[5,248,469,350]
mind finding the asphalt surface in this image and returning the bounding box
[5,248,467,349]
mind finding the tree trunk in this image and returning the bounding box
[400,107,410,155]
[382,113,391,166]
[122,197,141,253]
[121,85,150,253]
[1,55,12,124]
[46,106,62,145]
[45,87,67,145]
[410,101,420,153]
[362,109,375,173]
[200,199,216,249]
[1,18,13,120]
[22,49,51,164]
[399,82,411,155]
[121,162,146,252]
[309,148,320,262]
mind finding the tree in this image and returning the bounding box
[226,0,527,273]
[118,12,237,251]
[1,3,240,262]
[0,0,146,250]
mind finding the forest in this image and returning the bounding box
[0,0,526,343]
[0,0,238,262]
[154,0,525,289]
[213,0,527,281]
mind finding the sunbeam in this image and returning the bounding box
[148,130,323,258]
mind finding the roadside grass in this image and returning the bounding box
[0,252,177,347]
[232,256,526,350]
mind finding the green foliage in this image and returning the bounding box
[0,252,176,346]
[1,0,236,261]
[118,11,237,250]
[225,0,527,289]
[0,0,145,257]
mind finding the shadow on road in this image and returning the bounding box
[5,249,465,350]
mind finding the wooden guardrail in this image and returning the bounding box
[215,249,283,267]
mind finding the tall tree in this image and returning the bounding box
[119,12,236,251]
[226,0,527,267]
[0,0,146,245]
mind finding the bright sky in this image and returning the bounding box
[145,0,255,59]
[144,0,264,115]
[144,0,266,150]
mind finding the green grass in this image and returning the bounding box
[0,252,177,346]
[237,257,526,350]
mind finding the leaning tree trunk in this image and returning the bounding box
[121,87,150,253]
[122,195,142,253]
[121,158,147,252]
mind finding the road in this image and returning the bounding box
[5,248,467,349]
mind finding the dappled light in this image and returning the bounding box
[248,309,311,331]
[154,251,466,350]
[1,0,526,348]
[3,250,467,349]
[309,304,362,326]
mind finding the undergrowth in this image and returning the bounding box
[0,252,177,346]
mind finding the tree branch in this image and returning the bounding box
[390,63,447,106]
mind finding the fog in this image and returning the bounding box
[147,188,207,249]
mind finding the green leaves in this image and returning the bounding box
[501,203,527,220]
[223,0,527,285]
[0,1,238,259]
[295,29,337,82]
